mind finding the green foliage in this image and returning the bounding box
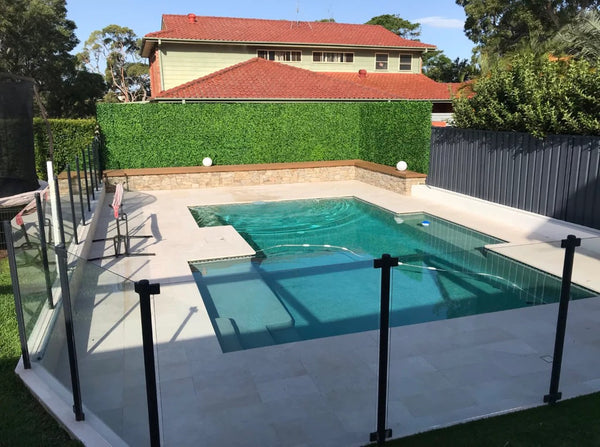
[33,119,97,179]
[359,102,432,173]
[452,55,600,137]
[456,0,600,63]
[79,25,149,102]
[0,0,100,117]
[553,9,600,63]
[365,14,421,39]
[96,102,431,173]
[423,51,479,82]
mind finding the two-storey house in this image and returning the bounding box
[141,14,457,123]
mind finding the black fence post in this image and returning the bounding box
[55,243,85,421]
[370,253,398,445]
[3,221,32,369]
[75,156,86,226]
[544,234,581,405]
[53,176,66,245]
[87,145,95,200]
[134,279,161,447]
[81,149,91,212]
[35,192,54,309]
[92,137,101,189]
[66,165,79,245]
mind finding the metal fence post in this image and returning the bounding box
[81,149,91,212]
[75,156,86,226]
[544,234,581,405]
[35,192,54,309]
[55,243,85,421]
[66,164,79,245]
[53,176,66,245]
[87,145,95,200]
[134,279,161,447]
[370,253,398,445]
[3,221,32,369]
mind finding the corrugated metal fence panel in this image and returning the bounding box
[428,128,600,230]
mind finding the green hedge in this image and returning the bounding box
[33,119,97,179]
[97,102,432,173]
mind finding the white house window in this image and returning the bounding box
[399,54,412,71]
[375,53,388,70]
[312,52,354,63]
[258,50,301,62]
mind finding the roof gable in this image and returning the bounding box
[153,58,401,100]
[145,14,435,49]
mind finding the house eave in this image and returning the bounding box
[141,37,434,58]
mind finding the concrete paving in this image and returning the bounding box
[19,181,600,446]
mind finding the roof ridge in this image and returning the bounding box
[144,14,436,49]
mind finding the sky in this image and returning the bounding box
[65,0,475,61]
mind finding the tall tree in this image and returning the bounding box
[422,50,479,82]
[0,0,86,115]
[365,14,421,39]
[79,25,149,102]
[456,0,600,61]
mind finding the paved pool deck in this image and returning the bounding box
[20,181,600,446]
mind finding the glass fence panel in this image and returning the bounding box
[387,237,599,441]
[6,194,153,447]
[68,253,150,446]
[159,250,380,446]
[6,221,58,350]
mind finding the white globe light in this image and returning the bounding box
[202,157,213,167]
[396,161,407,171]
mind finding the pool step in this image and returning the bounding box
[214,318,243,352]
[268,325,301,344]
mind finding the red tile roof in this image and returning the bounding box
[153,58,401,100]
[145,15,435,49]
[322,72,455,100]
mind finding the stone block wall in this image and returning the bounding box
[103,160,426,195]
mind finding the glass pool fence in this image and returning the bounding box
[2,183,599,446]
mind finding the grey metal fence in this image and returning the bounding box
[428,128,600,230]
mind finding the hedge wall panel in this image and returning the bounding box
[97,102,431,173]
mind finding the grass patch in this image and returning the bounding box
[382,392,600,447]
[0,257,81,446]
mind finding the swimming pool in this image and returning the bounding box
[189,197,594,352]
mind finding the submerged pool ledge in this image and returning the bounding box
[102,160,427,195]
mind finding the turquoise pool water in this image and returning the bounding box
[189,197,594,352]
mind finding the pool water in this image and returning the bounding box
[189,198,594,352]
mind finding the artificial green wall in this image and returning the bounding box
[97,102,432,173]
[33,118,96,179]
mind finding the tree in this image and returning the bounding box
[553,9,600,63]
[456,0,600,62]
[365,14,421,39]
[80,25,149,102]
[452,54,600,137]
[422,51,479,82]
[0,0,84,115]
[46,70,106,118]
